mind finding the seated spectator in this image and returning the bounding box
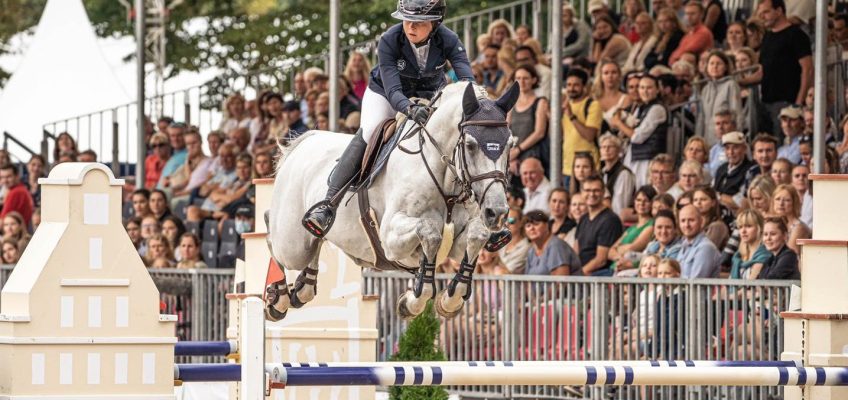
[746,175,777,216]
[228,127,252,153]
[771,184,811,254]
[599,134,635,216]
[157,122,188,189]
[777,106,805,164]
[609,185,657,276]
[524,210,582,276]
[253,152,275,179]
[569,152,599,195]
[714,131,754,212]
[265,93,289,141]
[131,189,152,220]
[515,24,531,44]
[78,149,97,162]
[170,130,212,207]
[487,18,516,47]
[477,248,509,275]
[520,157,551,213]
[669,1,714,64]
[692,186,730,249]
[283,100,309,138]
[707,109,737,177]
[666,160,702,200]
[561,192,586,247]
[344,52,371,100]
[161,216,186,261]
[188,149,252,222]
[507,186,525,210]
[53,132,78,164]
[612,75,668,188]
[622,12,657,73]
[562,3,592,62]
[508,65,550,177]
[771,158,794,185]
[759,217,801,280]
[2,237,20,265]
[499,207,530,274]
[25,155,46,208]
[314,113,330,131]
[548,189,574,237]
[3,211,30,244]
[731,209,770,279]
[676,204,721,278]
[683,136,712,185]
[798,136,813,167]
[745,134,779,189]
[479,44,504,93]
[176,233,208,269]
[642,209,682,261]
[645,8,684,68]
[647,154,676,195]
[150,189,172,222]
[219,93,250,133]
[618,0,644,43]
[652,193,675,215]
[575,175,623,276]
[144,233,175,267]
[699,51,741,143]
[144,133,171,189]
[125,217,143,251]
[139,215,161,257]
[0,164,34,227]
[590,15,632,67]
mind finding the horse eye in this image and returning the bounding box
[465,140,478,151]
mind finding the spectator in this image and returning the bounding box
[499,207,530,274]
[725,22,747,52]
[714,131,754,211]
[149,190,172,223]
[253,152,274,179]
[653,193,675,215]
[125,217,143,251]
[480,44,504,93]
[692,185,730,249]
[772,158,794,185]
[487,19,515,47]
[0,164,33,227]
[590,15,632,67]
[561,192,587,247]
[746,175,777,216]
[702,0,727,44]
[548,188,574,236]
[569,152,599,196]
[675,204,721,278]
[138,215,160,257]
[205,131,226,172]
[144,133,170,189]
[2,238,20,265]
[619,0,646,43]
[646,8,685,68]
[130,189,152,220]
[249,92,270,149]
[476,248,509,276]
[593,60,630,134]
[587,0,621,25]
[699,51,741,144]
[176,233,208,269]
[189,150,252,222]
[515,24,531,44]
[155,116,173,134]
[609,185,657,275]
[507,186,525,210]
[161,216,186,261]
[524,210,582,276]
[3,211,29,243]
[52,132,79,164]
[777,105,805,164]
[612,74,668,188]
[647,153,676,195]
[507,65,550,176]
[757,0,812,136]
[520,157,551,214]
[599,134,635,216]
[730,209,770,279]
[314,113,330,131]
[219,93,250,133]
[228,127,252,153]
[834,14,848,50]
[494,46,518,97]
[144,233,175,268]
[24,155,45,208]
[683,136,712,183]
[562,69,601,188]
[514,46,552,98]
[667,160,703,199]
[745,134,779,189]
[575,175,624,276]
[771,184,810,253]
[562,3,592,62]
[669,2,714,64]
[337,77,362,120]
[745,18,765,50]
[642,209,682,260]
[344,51,371,100]
[707,109,737,176]
[759,217,800,280]
[165,130,208,202]
[265,93,289,141]
[623,12,657,73]
[157,122,188,190]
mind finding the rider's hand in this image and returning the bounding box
[407,104,430,125]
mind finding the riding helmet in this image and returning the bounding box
[392,0,446,22]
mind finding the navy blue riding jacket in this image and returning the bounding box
[369,23,475,113]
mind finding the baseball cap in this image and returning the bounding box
[282,100,300,112]
[721,131,746,146]
[588,0,606,13]
[779,105,802,120]
[525,210,550,223]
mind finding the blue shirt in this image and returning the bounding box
[676,233,721,278]
[708,143,726,178]
[778,136,802,164]
[157,148,187,189]
[643,237,683,260]
[525,236,582,276]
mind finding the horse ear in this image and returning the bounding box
[495,82,520,113]
[462,82,481,116]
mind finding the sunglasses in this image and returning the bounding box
[506,217,517,225]
[150,143,167,148]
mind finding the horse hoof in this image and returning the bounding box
[265,305,288,322]
[434,289,463,319]
[396,292,419,320]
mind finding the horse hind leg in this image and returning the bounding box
[288,241,322,308]
[263,210,319,321]
[435,217,489,318]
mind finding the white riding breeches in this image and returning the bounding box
[360,87,399,142]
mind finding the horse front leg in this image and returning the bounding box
[435,216,489,318]
[385,213,443,320]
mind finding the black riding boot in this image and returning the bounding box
[302,130,368,238]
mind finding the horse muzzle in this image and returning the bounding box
[482,206,508,230]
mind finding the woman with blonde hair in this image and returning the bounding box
[644,8,683,69]
[770,184,811,253]
[746,175,776,215]
[219,93,250,133]
[343,52,372,100]
[730,209,769,279]
[684,134,711,182]
[145,233,175,267]
[486,19,515,47]
[495,46,517,96]
[622,12,657,74]
[591,60,630,133]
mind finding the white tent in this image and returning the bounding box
[0,0,131,158]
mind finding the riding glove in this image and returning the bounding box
[407,104,430,125]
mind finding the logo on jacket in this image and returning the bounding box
[397,60,406,70]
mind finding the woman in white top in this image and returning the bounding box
[622,12,657,74]
[219,93,250,133]
[498,207,531,274]
[591,60,630,134]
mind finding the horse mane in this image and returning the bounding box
[274,130,317,174]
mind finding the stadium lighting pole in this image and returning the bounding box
[135,0,146,185]
[549,0,563,187]
[328,0,340,132]
[813,0,826,174]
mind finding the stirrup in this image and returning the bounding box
[301,200,336,238]
[484,229,512,252]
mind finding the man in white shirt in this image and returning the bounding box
[520,157,551,214]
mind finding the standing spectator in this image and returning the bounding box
[675,204,721,278]
[575,175,624,276]
[219,93,250,133]
[587,0,621,25]
[667,160,703,199]
[515,24,531,44]
[619,0,646,43]
[344,52,371,100]
[771,184,810,253]
[623,12,657,73]
[608,185,657,275]
[707,110,737,176]
[25,155,46,208]
[669,2,714,64]
[0,164,33,227]
[613,75,668,188]
[834,14,848,50]
[487,19,515,47]
[759,217,800,280]
[745,18,766,50]
[562,3,592,62]
[499,207,530,274]
[157,122,188,189]
[646,8,685,69]
[725,22,748,52]
[520,157,551,213]
[593,60,630,133]
[524,210,582,276]
[599,134,635,216]
[731,209,770,279]
[714,131,754,211]
[757,0,812,136]
[176,233,208,269]
[144,133,170,189]
[569,152,600,196]
[508,65,550,176]
[701,0,727,45]
[480,45,504,93]
[495,47,518,97]
[590,15,632,67]
[562,69,602,188]
[699,51,741,146]
[514,46,552,98]
[52,132,79,164]
[777,106,805,164]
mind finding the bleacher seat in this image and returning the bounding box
[184,221,200,238]
[202,220,219,243]
[201,241,218,268]
[220,220,238,243]
[173,199,189,220]
[123,201,134,221]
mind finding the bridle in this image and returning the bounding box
[397,88,510,223]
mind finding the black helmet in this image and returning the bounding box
[392,0,446,22]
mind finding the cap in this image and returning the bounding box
[524,210,549,223]
[587,0,606,13]
[721,131,746,146]
[282,100,300,112]
[780,105,802,119]
[235,204,255,218]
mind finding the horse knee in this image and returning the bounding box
[415,221,442,260]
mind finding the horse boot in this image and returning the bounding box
[435,252,476,318]
[302,129,368,238]
[484,228,512,252]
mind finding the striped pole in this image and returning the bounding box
[268,360,803,368]
[174,340,238,357]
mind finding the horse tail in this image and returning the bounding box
[274,130,317,174]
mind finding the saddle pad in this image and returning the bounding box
[352,118,409,192]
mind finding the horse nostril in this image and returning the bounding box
[484,208,497,221]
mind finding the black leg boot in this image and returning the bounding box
[484,228,512,252]
[302,130,368,237]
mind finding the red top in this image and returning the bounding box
[2,183,34,227]
[145,154,167,189]
[670,24,714,65]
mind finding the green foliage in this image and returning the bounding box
[389,301,449,400]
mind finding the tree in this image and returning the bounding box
[389,301,449,400]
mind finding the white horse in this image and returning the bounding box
[265,81,518,320]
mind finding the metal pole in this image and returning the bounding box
[532,0,542,46]
[112,109,120,175]
[813,0,826,174]
[328,0,340,132]
[549,0,563,187]
[135,0,146,185]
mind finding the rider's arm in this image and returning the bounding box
[377,30,413,113]
[442,28,475,82]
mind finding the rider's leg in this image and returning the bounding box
[302,87,395,237]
